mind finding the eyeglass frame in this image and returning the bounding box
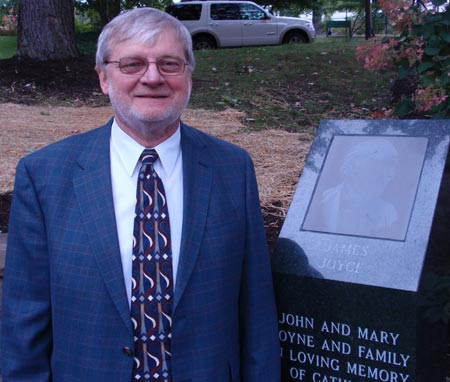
[104,56,190,76]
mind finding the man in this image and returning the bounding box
[2,7,280,382]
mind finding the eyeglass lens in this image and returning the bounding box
[118,57,185,75]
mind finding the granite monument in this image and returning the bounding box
[272,120,450,382]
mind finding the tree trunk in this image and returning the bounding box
[17,0,79,61]
[365,0,372,40]
[312,8,323,35]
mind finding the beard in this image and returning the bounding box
[108,82,191,142]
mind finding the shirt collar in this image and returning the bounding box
[110,119,181,178]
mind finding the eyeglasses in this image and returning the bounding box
[104,57,188,76]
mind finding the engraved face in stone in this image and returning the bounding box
[339,139,398,200]
[302,135,428,241]
[326,139,399,235]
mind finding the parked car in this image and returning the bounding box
[165,0,316,50]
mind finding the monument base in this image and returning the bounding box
[273,273,448,382]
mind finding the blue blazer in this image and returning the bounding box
[2,120,280,382]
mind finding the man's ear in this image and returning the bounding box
[97,67,110,96]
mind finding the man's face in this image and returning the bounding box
[98,28,192,145]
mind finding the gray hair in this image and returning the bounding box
[95,7,195,72]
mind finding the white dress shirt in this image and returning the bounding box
[110,120,183,306]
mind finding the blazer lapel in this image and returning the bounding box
[174,124,213,310]
[73,122,133,332]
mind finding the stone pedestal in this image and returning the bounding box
[272,120,450,382]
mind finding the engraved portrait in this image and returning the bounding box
[302,135,428,240]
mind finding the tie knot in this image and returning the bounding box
[140,149,158,166]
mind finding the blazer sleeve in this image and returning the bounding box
[239,154,281,382]
[2,158,52,381]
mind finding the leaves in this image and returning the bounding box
[357,2,450,118]
[395,98,415,117]
[417,60,436,74]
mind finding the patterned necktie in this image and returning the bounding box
[131,149,173,382]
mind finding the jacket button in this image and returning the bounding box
[122,347,133,357]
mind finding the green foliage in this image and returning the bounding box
[393,6,450,118]
[0,0,17,32]
[75,8,102,32]
[121,0,173,10]
[256,0,311,13]
[324,0,364,14]
[74,0,172,14]
[0,0,17,14]
[74,0,175,27]
[0,30,101,56]
[357,1,450,118]
[256,0,365,16]
[76,31,101,55]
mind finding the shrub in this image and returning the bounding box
[356,0,450,118]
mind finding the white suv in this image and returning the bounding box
[165,1,316,50]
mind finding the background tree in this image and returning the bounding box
[75,0,173,27]
[121,0,173,11]
[255,0,366,34]
[17,0,79,61]
[324,0,367,37]
[0,0,17,15]
[0,0,18,31]
[75,0,120,26]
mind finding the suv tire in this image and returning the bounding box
[283,31,306,44]
[193,35,217,50]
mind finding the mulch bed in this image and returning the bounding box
[0,102,312,257]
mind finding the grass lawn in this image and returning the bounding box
[0,32,101,58]
[0,36,17,59]
[191,37,392,132]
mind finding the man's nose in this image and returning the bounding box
[140,62,165,83]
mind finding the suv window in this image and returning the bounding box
[165,4,202,21]
[210,3,240,20]
[239,3,268,20]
